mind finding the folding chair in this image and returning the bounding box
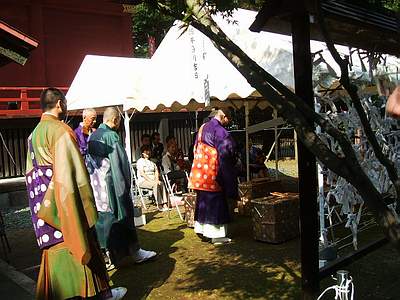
[130,164,150,210]
[131,163,163,210]
[161,172,184,220]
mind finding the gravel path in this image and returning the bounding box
[2,207,32,230]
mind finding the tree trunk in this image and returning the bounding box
[183,4,400,250]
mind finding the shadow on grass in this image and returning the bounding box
[143,210,164,223]
[175,216,301,299]
[110,214,186,300]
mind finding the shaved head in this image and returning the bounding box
[103,107,121,123]
[214,108,231,126]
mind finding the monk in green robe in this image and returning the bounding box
[25,88,126,300]
[87,107,156,267]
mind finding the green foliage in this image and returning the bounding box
[351,0,400,11]
[131,0,263,57]
[132,2,174,57]
[381,0,400,11]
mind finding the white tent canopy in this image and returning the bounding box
[124,9,294,112]
[65,8,398,173]
[123,9,377,112]
[66,55,150,111]
[66,9,383,113]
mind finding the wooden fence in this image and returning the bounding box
[0,113,294,180]
[279,137,296,158]
[0,113,199,179]
[0,119,38,179]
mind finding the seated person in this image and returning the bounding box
[162,142,188,192]
[245,140,269,179]
[253,150,268,178]
[136,145,168,211]
[165,135,189,171]
[151,132,164,166]
[134,133,151,162]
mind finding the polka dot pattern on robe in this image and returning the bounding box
[45,169,52,177]
[188,140,221,192]
[42,234,49,243]
[88,157,112,213]
[37,219,44,227]
[26,164,63,249]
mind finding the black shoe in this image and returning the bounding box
[196,233,211,243]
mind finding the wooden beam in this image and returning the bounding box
[246,117,284,134]
[291,3,320,299]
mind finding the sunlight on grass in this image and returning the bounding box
[109,209,301,299]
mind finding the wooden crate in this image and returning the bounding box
[237,179,282,216]
[237,197,252,216]
[183,192,197,227]
[251,193,299,243]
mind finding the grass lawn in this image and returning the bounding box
[2,159,400,299]
[110,211,301,300]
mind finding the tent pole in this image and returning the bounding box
[195,111,199,129]
[294,129,298,167]
[315,100,326,246]
[245,101,250,182]
[274,109,279,180]
[124,110,132,163]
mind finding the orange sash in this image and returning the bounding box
[188,124,222,192]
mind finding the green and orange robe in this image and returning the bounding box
[25,113,110,300]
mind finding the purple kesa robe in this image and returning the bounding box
[74,123,92,157]
[193,118,238,227]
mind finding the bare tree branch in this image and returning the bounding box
[141,0,400,250]
[314,0,400,203]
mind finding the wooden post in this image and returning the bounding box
[124,110,132,163]
[294,129,298,166]
[245,101,250,182]
[291,3,320,299]
[273,109,279,180]
[20,89,29,111]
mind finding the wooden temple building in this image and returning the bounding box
[0,0,133,119]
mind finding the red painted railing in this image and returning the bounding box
[0,87,69,118]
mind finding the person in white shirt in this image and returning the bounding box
[162,142,188,192]
[136,145,168,211]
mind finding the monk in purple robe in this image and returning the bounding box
[74,108,97,157]
[191,109,238,244]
